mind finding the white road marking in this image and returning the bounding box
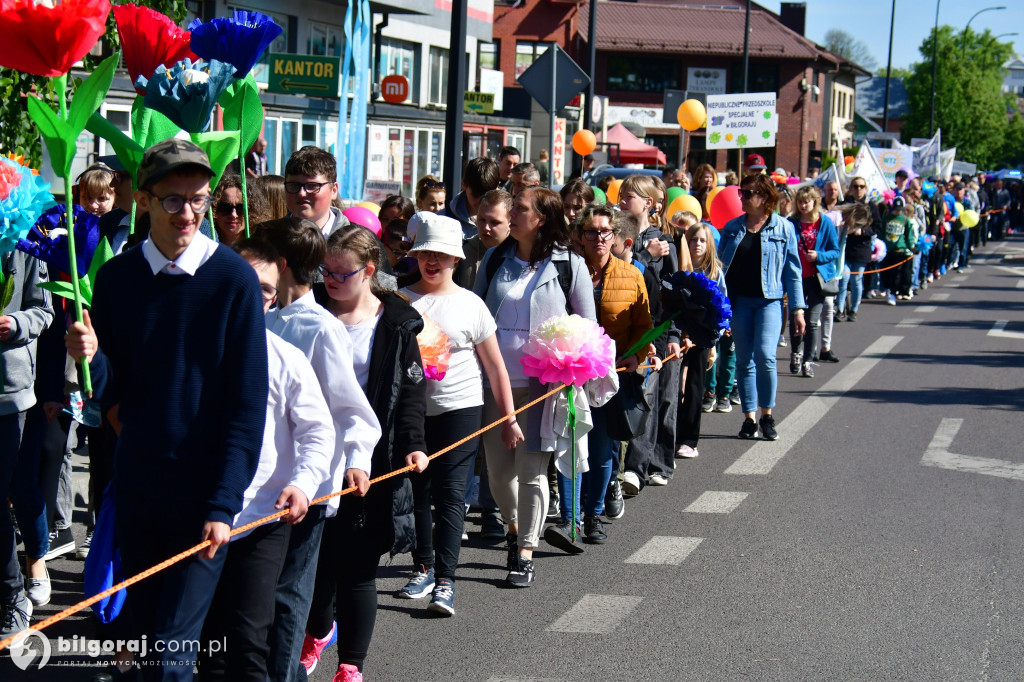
[921,419,1024,482]
[992,265,1024,277]
[932,293,951,300]
[1016,280,1024,289]
[684,491,749,514]
[624,536,703,565]
[897,318,922,328]
[945,283,961,288]
[546,595,643,634]
[916,305,938,313]
[726,336,902,476]
[989,320,1024,340]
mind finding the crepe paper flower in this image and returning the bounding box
[136,57,236,133]
[520,314,616,387]
[0,0,110,77]
[416,314,452,381]
[188,10,283,78]
[35,229,113,309]
[0,156,55,255]
[660,271,732,349]
[4,153,40,176]
[113,3,197,94]
[17,204,101,279]
[883,189,897,203]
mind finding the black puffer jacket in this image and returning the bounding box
[314,287,427,556]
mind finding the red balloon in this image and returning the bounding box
[708,185,743,229]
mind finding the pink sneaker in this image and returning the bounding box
[334,663,363,682]
[300,621,337,674]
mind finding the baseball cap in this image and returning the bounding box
[97,155,126,172]
[407,212,465,260]
[137,138,214,190]
[745,154,766,170]
[891,196,906,210]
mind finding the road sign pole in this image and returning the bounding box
[444,0,468,197]
[550,43,557,189]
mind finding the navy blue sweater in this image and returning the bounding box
[88,245,268,525]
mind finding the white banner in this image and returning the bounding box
[851,144,889,199]
[912,130,941,176]
[362,179,402,203]
[705,93,778,149]
[951,160,978,176]
[939,148,956,179]
[875,144,915,185]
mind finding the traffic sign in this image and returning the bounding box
[381,75,409,104]
[464,92,495,114]
[267,53,340,98]
[516,44,590,114]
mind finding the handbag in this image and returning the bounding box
[816,272,839,296]
[604,370,650,441]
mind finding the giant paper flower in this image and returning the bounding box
[136,57,235,133]
[660,271,732,349]
[0,0,110,77]
[188,10,282,78]
[17,204,100,278]
[416,314,451,381]
[520,314,616,387]
[0,156,54,254]
[113,3,197,94]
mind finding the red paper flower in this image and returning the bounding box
[0,0,111,77]
[113,3,197,94]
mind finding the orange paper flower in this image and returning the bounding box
[0,0,111,77]
[416,314,451,381]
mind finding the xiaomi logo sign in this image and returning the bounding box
[381,75,409,104]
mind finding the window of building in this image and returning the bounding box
[307,21,343,57]
[515,41,548,79]
[429,46,449,105]
[606,56,682,92]
[729,62,779,95]
[381,38,419,103]
[479,40,499,73]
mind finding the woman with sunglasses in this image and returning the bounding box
[718,174,805,441]
[416,175,446,214]
[212,174,270,246]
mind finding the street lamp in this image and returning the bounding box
[994,32,1019,41]
[962,6,1006,57]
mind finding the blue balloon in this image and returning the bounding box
[922,181,937,198]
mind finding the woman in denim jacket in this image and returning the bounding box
[718,174,805,441]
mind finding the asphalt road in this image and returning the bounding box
[5,235,1024,681]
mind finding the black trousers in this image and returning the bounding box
[676,347,709,448]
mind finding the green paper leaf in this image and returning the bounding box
[27,96,74,177]
[220,75,264,156]
[86,238,113,290]
[68,53,119,136]
[620,311,681,360]
[1,272,14,311]
[39,279,86,307]
[86,112,144,176]
[191,130,241,191]
[131,98,181,150]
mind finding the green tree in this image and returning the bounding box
[0,1,188,166]
[824,28,878,72]
[902,26,1013,168]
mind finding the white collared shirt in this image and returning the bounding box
[142,231,219,276]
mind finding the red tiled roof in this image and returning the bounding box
[578,1,838,65]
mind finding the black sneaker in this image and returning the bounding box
[480,513,506,539]
[759,414,779,441]
[729,388,741,405]
[544,521,585,554]
[583,516,607,544]
[546,489,561,520]
[701,393,715,413]
[43,527,75,561]
[738,417,758,439]
[789,352,803,374]
[505,532,518,570]
[820,349,840,363]
[0,592,32,638]
[846,310,857,321]
[604,479,625,520]
[505,554,535,588]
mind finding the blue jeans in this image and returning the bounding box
[558,405,616,522]
[731,296,784,414]
[835,264,851,313]
[10,404,49,561]
[846,261,868,312]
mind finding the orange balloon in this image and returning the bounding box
[844,155,855,166]
[707,185,724,207]
[356,201,380,215]
[677,99,706,132]
[668,193,703,220]
[572,129,597,156]
[606,179,622,205]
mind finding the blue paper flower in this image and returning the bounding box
[0,156,55,255]
[188,10,282,78]
[661,270,733,348]
[135,57,236,133]
[17,204,100,278]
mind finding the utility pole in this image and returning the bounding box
[882,0,896,132]
[929,0,940,137]
[443,0,468,195]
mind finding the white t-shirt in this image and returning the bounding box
[345,311,382,391]
[403,287,497,416]
[492,256,543,388]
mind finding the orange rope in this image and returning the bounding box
[0,358,668,651]
[859,254,914,276]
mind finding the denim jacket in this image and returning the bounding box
[719,212,806,309]
[803,212,841,282]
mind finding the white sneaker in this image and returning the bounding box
[648,474,670,486]
[622,471,641,497]
[25,569,50,607]
[676,445,699,459]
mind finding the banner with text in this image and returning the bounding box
[851,144,889,199]
[875,144,915,185]
[552,118,567,185]
[705,93,778,149]
[911,130,941,177]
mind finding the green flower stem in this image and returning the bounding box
[239,153,250,238]
[54,74,92,396]
[567,384,577,540]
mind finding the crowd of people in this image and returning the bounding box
[2,137,1020,682]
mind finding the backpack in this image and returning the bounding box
[483,246,574,314]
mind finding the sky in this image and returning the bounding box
[757,0,1024,72]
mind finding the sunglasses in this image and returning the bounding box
[319,264,367,284]
[582,229,616,242]
[422,180,445,190]
[851,184,866,190]
[739,189,762,200]
[216,202,244,216]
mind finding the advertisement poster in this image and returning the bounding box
[705,93,778,150]
[686,67,727,96]
[552,117,566,185]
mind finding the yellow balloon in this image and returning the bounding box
[960,209,980,228]
[606,179,622,205]
[668,193,703,220]
[706,185,724,207]
[356,201,380,215]
[676,99,706,132]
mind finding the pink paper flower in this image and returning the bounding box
[520,314,616,387]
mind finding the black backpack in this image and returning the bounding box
[483,245,574,314]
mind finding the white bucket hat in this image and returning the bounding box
[407,212,465,259]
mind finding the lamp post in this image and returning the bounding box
[929,0,940,136]
[962,6,1006,57]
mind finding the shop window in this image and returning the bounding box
[308,21,343,57]
[429,46,449,105]
[381,38,419,103]
[606,56,681,92]
[479,40,499,73]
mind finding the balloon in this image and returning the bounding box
[710,223,721,247]
[954,201,965,215]
[606,179,622,205]
[708,185,743,229]
[342,206,382,237]
[922,181,937,197]
[844,155,855,166]
[667,193,703,220]
[356,201,380,215]
[786,176,800,185]
[845,163,854,173]
[572,129,597,156]
[676,99,706,132]
[592,187,607,205]
[707,185,724,207]
[960,209,980,227]
[666,186,687,204]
